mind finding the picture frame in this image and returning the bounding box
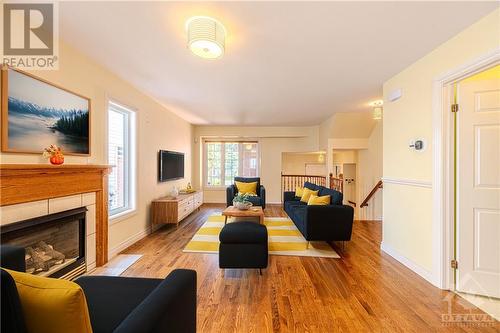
[1,66,91,156]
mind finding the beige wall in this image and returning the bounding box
[332,150,357,166]
[357,121,383,221]
[282,153,325,175]
[319,112,377,150]
[0,42,193,256]
[193,126,319,203]
[319,115,334,151]
[382,9,499,280]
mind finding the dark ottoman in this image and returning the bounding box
[219,222,268,274]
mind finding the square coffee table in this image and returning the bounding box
[222,206,264,225]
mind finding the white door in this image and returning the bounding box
[343,163,356,204]
[457,74,500,298]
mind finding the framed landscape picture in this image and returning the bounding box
[1,67,91,155]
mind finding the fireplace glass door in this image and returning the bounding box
[1,208,86,278]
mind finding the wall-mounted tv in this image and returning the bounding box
[158,150,184,182]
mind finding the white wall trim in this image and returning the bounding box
[432,48,500,291]
[382,177,432,188]
[381,242,437,286]
[108,228,150,259]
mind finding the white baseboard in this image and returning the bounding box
[381,241,437,287]
[108,228,150,259]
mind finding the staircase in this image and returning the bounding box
[360,180,383,208]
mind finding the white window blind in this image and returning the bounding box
[204,141,259,187]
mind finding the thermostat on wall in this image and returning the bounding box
[409,139,426,152]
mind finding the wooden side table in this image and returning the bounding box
[221,206,264,225]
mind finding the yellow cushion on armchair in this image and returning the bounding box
[235,181,258,195]
[5,269,93,333]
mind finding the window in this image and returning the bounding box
[204,141,259,187]
[108,101,136,217]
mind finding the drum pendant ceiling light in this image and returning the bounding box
[186,16,226,59]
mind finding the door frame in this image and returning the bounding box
[432,48,500,290]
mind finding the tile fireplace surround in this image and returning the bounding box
[0,164,112,273]
[1,193,97,272]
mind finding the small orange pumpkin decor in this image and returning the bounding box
[43,145,65,165]
[49,154,65,165]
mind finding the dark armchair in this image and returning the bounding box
[0,245,197,333]
[226,177,266,209]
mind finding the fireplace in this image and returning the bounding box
[1,207,87,280]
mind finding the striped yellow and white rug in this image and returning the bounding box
[183,214,340,258]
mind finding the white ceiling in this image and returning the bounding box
[59,1,498,126]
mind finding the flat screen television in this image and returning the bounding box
[158,150,184,182]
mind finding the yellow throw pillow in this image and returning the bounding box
[295,186,304,198]
[235,181,258,196]
[300,188,319,203]
[5,269,93,333]
[307,194,331,206]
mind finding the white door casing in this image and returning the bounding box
[457,77,500,298]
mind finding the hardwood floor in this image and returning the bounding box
[121,204,499,332]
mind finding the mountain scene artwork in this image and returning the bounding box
[4,69,90,155]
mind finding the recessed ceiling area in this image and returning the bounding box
[59,2,498,126]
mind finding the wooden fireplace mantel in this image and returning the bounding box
[0,164,112,266]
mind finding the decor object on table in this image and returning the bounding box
[186,16,226,59]
[227,177,266,209]
[1,67,90,155]
[232,193,253,210]
[1,245,198,333]
[170,186,179,198]
[43,144,65,165]
[179,182,196,194]
[283,181,354,243]
[184,214,340,258]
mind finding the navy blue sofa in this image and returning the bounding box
[283,182,354,242]
[226,177,266,209]
[0,245,197,333]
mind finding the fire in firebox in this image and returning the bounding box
[25,241,66,274]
